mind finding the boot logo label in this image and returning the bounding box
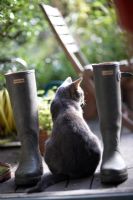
[102,70,113,76]
[13,78,25,84]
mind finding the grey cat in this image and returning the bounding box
[28,77,101,193]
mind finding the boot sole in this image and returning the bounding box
[15,175,42,186]
[101,171,128,184]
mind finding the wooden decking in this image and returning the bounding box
[0,119,133,199]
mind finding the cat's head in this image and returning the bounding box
[56,77,84,106]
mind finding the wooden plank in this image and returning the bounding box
[0,148,20,165]
[59,35,75,45]
[0,178,16,194]
[54,26,70,35]
[49,16,66,26]
[66,176,94,190]
[116,168,133,189]
[120,128,133,168]
[65,44,79,53]
[41,4,61,17]
[39,3,84,74]
[44,181,68,192]
[1,188,133,200]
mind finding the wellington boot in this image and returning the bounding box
[92,62,128,184]
[5,70,43,186]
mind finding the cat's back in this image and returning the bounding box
[46,106,101,177]
[49,99,101,160]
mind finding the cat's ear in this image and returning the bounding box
[72,77,83,90]
[65,77,72,83]
[61,77,72,87]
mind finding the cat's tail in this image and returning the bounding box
[27,173,67,193]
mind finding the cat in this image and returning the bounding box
[27,77,101,193]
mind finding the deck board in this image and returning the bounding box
[116,168,133,189]
[66,176,93,190]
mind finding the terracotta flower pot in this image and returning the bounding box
[39,130,49,156]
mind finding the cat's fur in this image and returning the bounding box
[28,77,101,193]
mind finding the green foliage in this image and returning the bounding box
[0,0,46,43]
[0,165,8,175]
[0,0,129,89]
[38,87,56,132]
[66,0,128,63]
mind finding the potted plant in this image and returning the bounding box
[38,87,56,156]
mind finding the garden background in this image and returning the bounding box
[0,0,129,89]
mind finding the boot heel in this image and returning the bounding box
[101,170,128,184]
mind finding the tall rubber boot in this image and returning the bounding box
[92,62,128,184]
[5,70,43,186]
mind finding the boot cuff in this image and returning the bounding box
[5,70,35,77]
[92,62,119,68]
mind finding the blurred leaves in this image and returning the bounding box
[38,87,56,131]
[0,0,42,43]
[66,0,128,63]
[0,0,129,88]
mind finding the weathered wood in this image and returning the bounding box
[41,4,61,17]
[0,148,20,165]
[117,168,133,189]
[65,44,79,53]
[44,181,68,192]
[39,3,84,75]
[66,176,94,190]
[54,26,70,35]
[49,16,66,26]
[120,128,133,168]
[1,188,133,200]
[0,178,16,194]
[59,35,76,45]
[0,121,133,199]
